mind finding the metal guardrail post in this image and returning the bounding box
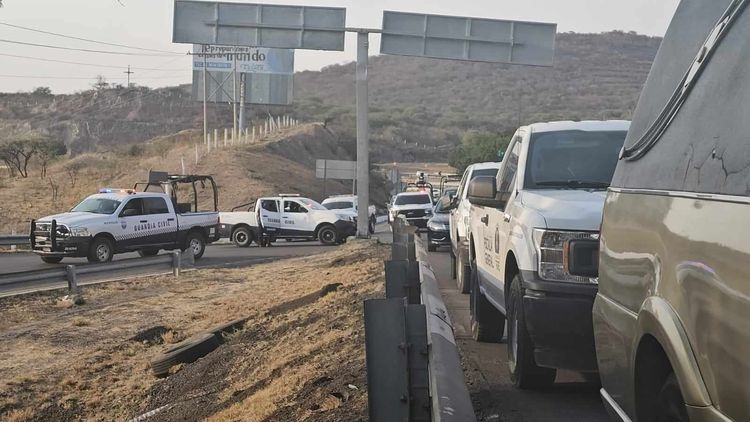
[65,265,79,295]
[172,250,181,277]
[385,260,421,304]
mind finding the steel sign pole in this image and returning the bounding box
[203,50,208,146]
[355,31,370,238]
[232,47,238,141]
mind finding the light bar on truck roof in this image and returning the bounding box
[278,194,301,197]
[99,188,136,194]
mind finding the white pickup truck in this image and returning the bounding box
[321,195,376,234]
[219,195,357,247]
[465,120,629,389]
[31,186,219,264]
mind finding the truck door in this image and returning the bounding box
[117,198,150,249]
[142,196,176,246]
[281,199,312,237]
[259,199,281,237]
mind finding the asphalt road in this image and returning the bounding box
[424,243,609,422]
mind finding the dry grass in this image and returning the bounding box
[0,240,387,421]
[0,123,351,233]
[4,408,34,422]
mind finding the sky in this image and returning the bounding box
[0,0,680,94]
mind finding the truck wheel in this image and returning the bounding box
[41,257,63,264]
[456,251,471,294]
[138,248,159,257]
[508,274,556,389]
[232,227,252,248]
[470,262,505,343]
[654,373,689,422]
[87,236,114,263]
[318,225,337,246]
[185,231,206,259]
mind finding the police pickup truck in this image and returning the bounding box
[321,195,377,234]
[218,194,356,247]
[31,173,220,264]
[465,120,629,389]
[31,189,219,264]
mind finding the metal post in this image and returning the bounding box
[66,265,79,294]
[323,161,327,199]
[239,73,246,135]
[172,250,181,277]
[224,128,228,147]
[203,51,208,146]
[195,143,199,164]
[232,47,238,142]
[214,128,219,149]
[356,31,370,238]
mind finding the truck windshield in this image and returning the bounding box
[395,195,431,205]
[71,197,122,214]
[524,130,627,189]
[323,201,354,210]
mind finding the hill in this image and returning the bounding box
[0,31,660,162]
[0,123,391,233]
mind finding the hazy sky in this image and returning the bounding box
[0,0,680,94]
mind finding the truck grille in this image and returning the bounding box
[399,209,426,218]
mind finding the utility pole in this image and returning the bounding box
[232,47,238,142]
[355,30,370,238]
[239,73,246,135]
[203,50,208,146]
[124,65,134,87]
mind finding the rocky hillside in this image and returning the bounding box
[0,31,661,161]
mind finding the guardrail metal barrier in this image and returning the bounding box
[364,217,476,422]
[0,234,30,247]
[0,250,193,298]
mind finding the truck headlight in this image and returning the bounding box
[336,214,354,222]
[532,229,599,283]
[427,221,448,231]
[69,227,90,237]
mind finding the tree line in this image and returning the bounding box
[0,131,67,178]
[449,131,511,173]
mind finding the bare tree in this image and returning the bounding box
[65,161,84,188]
[48,177,60,202]
[0,140,38,178]
[37,139,67,178]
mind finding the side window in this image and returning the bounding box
[261,200,278,212]
[498,139,522,195]
[120,198,144,216]
[144,197,169,215]
[284,201,307,213]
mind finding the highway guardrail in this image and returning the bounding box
[0,250,193,298]
[0,234,30,247]
[364,217,476,422]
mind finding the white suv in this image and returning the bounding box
[388,191,433,228]
[449,162,502,293]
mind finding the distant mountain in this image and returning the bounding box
[0,31,661,161]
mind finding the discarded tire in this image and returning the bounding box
[208,318,247,341]
[150,333,220,377]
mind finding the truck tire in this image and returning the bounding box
[232,226,252,248]
[654,373,689,422]
[318,225,337,246]
[87,236,114,263]
[41,257,63,264]
[508,274,556,389]
[138,248,159,257]
[456,251,471,294]
[150,333,220,377]
[470,263,505,343]
[184,231,206,259]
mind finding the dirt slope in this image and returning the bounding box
[0,123,353,233]
[0,240,387,421]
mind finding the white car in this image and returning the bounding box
[449,162,502,293]
[321,195,377,234]
[219,195,357,246]
[388,191,434,228]
[32,188,219,263]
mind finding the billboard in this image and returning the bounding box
[192,45,294,74]
[316,159,357,180]
[381,11,557,67]
[174,1,346,51]
[192,71,293,105]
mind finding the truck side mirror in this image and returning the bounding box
[468,176,505,209]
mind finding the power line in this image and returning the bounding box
[0,74,186,80]
[0,38,183,56]
[0,53,186,71]
[0,21,181,54]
